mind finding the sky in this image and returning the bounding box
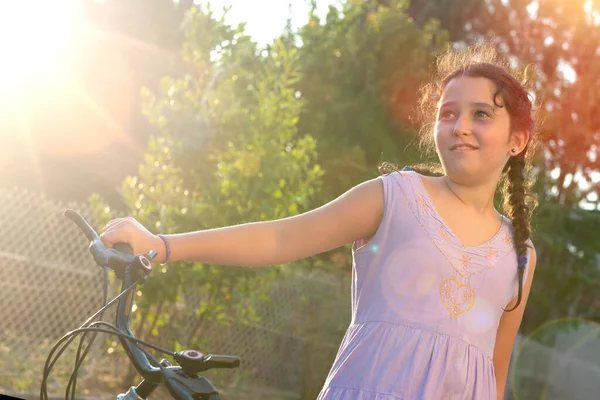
[202,0,338,45]
[0,0,339,91]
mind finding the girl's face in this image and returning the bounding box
[434,76,524,185]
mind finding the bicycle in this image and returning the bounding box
[41,209,240,399]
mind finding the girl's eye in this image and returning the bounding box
[475,110,490,118]
[439,110,456,120]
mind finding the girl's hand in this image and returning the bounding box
[100,217,167,263]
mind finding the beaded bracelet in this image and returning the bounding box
[157,234,170,264]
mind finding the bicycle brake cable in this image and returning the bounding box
[41,279,141,400]
[42,325,173,400]
[66,320,167,398]
[66,266,110,400]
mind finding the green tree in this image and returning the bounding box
[297,0,448,205]
[279,1,452,396]
[91,4,323,390]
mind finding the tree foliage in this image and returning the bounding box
[91,4,324,390]
[296,0,448,203]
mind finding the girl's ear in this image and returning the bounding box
[510,130,530,154]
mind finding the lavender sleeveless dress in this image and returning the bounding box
[316,171,532,400]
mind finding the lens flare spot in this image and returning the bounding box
[461,297,495,334]
[416,272,437,294]
[511,318,600,399]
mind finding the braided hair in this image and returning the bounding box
[381,43,538,311]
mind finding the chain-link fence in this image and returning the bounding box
[0,187,349,399]
[0,188,114,398]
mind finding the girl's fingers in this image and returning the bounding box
[100,227,130,249]
[102,218,128,233]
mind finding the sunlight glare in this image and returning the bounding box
[526,1,539,19]
[206,0,336,46]
[0,1,79,91]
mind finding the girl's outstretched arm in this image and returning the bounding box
[101,178,385,267]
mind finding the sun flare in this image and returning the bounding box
[0,1,79,91]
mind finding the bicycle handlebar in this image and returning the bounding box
[64,211,163,386]
[62,210,240,399]
[64,210,136,278]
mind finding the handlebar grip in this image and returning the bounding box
[203,354,240,370]
[114,242,133,256]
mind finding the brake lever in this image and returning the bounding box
[89,236,155,282]
[161,365,220,400]
[89,239,135,275]
[64,210,135,269]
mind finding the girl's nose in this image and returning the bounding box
[453,115,472,136]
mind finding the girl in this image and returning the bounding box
[101,44,538,400]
